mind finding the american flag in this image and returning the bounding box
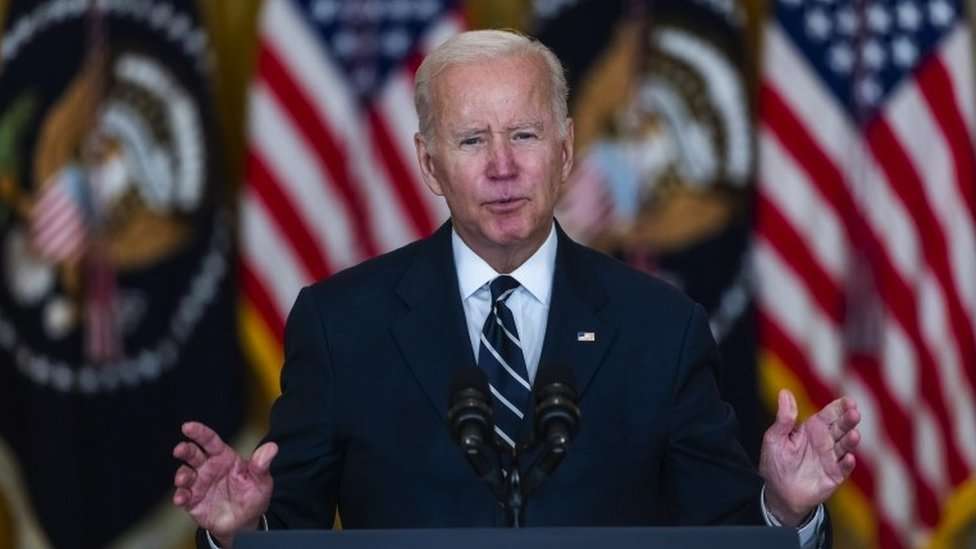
[239,0,462,396]
[29,168,89,262]
[755,1,976,547]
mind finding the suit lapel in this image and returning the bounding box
[392,222,476,421]
[536,225,616,404]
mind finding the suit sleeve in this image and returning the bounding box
[263,286,343,529]
[662,304,764,525]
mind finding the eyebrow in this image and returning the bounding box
[451,127,488,139]
[449,121,545,139]
[508,121,545,132]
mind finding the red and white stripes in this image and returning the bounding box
[240,0,461,349]
[30,170,89,263]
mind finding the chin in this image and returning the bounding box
[484,220,536,246]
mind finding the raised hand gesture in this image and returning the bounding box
[172,422,278,547]
[759,389,861,526]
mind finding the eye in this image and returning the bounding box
[459,136,484,146]
[513,131,539,141]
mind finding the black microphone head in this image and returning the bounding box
[447,366,493,449]
[447,369,506,496]
[533,363,581,448]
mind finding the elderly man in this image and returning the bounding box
[172,30,861,548]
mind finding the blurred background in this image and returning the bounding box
[0,0,974,547]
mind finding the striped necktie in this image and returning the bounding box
[478,275,531,450]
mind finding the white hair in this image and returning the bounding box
[414,29,569,141]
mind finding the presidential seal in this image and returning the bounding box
[0,0,230,395]
[0,3,245,546]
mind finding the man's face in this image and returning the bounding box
[415,53,574,268]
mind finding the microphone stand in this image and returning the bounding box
[504,439,560,527]
[505,452,524,527]
[466,442,508,505]
[520,442,566,500]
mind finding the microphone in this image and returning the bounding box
[533,363,581,453]
[447,367,506,501]
[523,363,580,498]
[448,367,493,451]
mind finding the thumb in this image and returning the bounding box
[248,442,278,476]
[770,389,798,437]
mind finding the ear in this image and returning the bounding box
[559,118,575,182]
[414,132,444,196]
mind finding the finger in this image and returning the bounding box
[173,465,197,489]
[770,389,798,437]
[838,452,856,479]
[815,397,848,427]
[249,442,279,476]
[173,487,192,507]
[828,407,862,440]
[834,428,861,459]
[172,441,207,469]
[181,421,228,456]
[839,406,861,431]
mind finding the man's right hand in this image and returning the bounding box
[173,422,278,548]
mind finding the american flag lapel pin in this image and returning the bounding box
[577,331,596,342]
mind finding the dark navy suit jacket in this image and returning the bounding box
[254,220,769,531]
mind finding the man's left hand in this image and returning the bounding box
[759,389,861,526]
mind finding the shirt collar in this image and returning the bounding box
[452,222,557,305]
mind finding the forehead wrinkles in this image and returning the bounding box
[431,54,553,135]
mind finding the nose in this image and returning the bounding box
[486,138,517,180]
